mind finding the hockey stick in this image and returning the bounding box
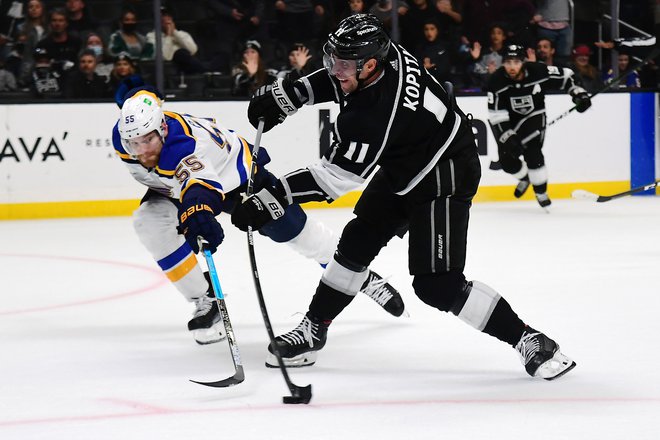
[190,240,245,387]
[572,181,659,202]
[245,118,312,404]
[489,48,660,170]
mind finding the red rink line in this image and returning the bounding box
[1,397,660,427]
[0,253,168,316]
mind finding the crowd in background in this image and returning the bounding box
[0,0,657,100]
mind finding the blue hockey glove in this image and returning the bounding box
[231,186,289,231]
[178,204,224,254]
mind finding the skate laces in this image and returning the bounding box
[192,295,214,318]
[361,274,394,306]
[515,331,541,365]
[280,315,321,348]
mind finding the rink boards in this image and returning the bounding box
[0,92,656,219]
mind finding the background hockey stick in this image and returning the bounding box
[572,181,659,202]
[245,118,312,404]
[190,240,245,387]
[489,48,659,170]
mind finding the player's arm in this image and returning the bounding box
[543,64,591,112]
[247,68,338,132]
[486,85,522,154]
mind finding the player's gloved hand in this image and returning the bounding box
[572,92,592,113]
[177,204,224,254]
[248,77,302,132]
[498,129,524,157]
[231,186,289,231]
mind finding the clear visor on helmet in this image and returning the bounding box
[121,130,162,158]
[323,52,358,79]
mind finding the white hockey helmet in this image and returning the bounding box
[118,90,165,154]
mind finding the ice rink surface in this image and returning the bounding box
[1,196,660,440]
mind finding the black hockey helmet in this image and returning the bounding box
[323,14,391,74]
[503,44,526,62]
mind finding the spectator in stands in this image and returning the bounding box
[461,0,498,46]
[35,7,81,74]
[467,22,507,89]
[65,0,97,40]
[416,18,454,83]
[568,44,601,93]
[10,0,48,82]
[369,0,409,36]
[0,58,17,91]
[602,51,641,89]
[276,42,315,80]
[231,39,276,96]
[339,0,367,20]
[498,0,536,48]
[534,37,567,68]
[63,48,111,98]
[84,32,113,82]
[201,0,265,73]
[432,0,462,39]
[400,0,439,54]
[30,46,63,97]
[109,52,140,97]
[108,8,154,61]
[146,7,207,74]
[534,0,572,59]
[273,0,328,48]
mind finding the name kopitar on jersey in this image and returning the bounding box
[400,47,422,112]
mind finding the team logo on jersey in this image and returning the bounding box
[510,95,534,115]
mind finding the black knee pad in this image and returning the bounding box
[412,271,468,312]
[337,217,394,268]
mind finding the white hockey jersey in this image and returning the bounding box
[112,111,253,202]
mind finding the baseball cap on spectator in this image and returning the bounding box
[244,40,262,53]
[572,44,591,58]
[160,6,173,17]
[115,52,134,63]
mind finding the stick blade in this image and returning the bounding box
[571,189,600,202]
[282,384,312,404]
[190,367,245,388]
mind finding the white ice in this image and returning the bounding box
[1,197,660,440]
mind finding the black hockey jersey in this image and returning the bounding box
[284,42,473,203]
[485,62,584,141]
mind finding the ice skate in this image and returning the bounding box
[265,313,330,368]
[515,329,576,380]
[514,178,530,198]
[188,293,226,345]
[360,271,406,317]
[535,192,552,211]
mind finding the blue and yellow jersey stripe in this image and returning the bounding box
[157,242,198,283]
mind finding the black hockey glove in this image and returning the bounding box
[248,77,302,132]
[498,129,524,157]
[572,92,592,113]
[231,186,289,231]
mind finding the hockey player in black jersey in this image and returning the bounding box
[232,14,576,380]
[486,44,592,208]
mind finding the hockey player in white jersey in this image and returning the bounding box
[112,87,405,345]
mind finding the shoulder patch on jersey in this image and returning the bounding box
[157,113,197,173]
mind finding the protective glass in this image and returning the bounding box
[323,53,358,79]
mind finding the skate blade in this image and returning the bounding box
[265,351,317,368]
[192,322,226,345]
[535,351,576,380]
